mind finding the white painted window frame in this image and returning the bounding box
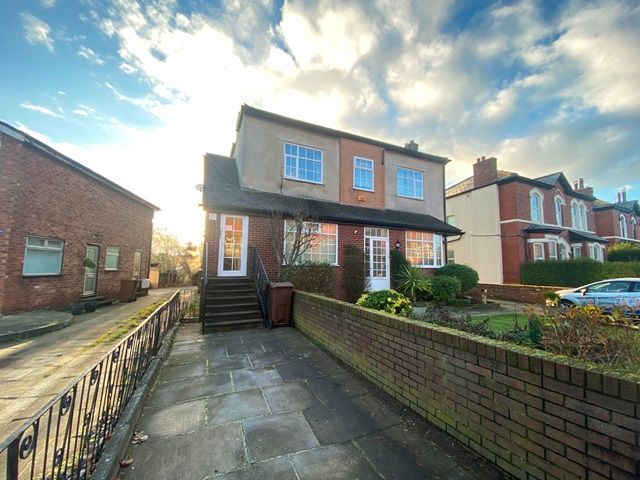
[619,214,628,239]
[529,188,544,223]
[532,242,545,261]
[554,194,564,226]
[353,156,374,192]
[396,167,424,200]
[283,220,339,266]
[405,231,444,268]
[105,246,120,271]
[283,142,324,185]
[23,235,65,276]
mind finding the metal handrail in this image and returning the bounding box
[0,289,191,480]
[249,246,269,326]
[200,242,209,331]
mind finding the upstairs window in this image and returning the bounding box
[397,167,423,199]
[571,200,588,231]
[284,142,323,184]
[529,190,543,223]
[554,196,564,226]
[446,215,456,226]
[632,217,637,239]
[353,157,374,191]
[619,214,628,238]
[23,236,64,276]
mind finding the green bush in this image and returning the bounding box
[356,289,412,316]
[390,249,411,290]
[283,262,337,297]
[343,245,370,303]
[435,264,479,292]
[430,276,461,305]
[521,259,640,287]
[608,243,640,262]
[396,265,432,301]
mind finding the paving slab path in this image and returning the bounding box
[119,323,506,480]
[0,288,178,439]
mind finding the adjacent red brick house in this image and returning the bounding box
[201,105,461,325]
[446,156,608,284]
[594,189,640,244]
[0,121,158,315]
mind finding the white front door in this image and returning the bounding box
[365,228,390,291]
[83,245,99,296]
[218,214,249,277]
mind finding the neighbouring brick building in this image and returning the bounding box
[594,189,640,245]
[446,156,608,284]
[0,121,158,315]
[202,105,461,305]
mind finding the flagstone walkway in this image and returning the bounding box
[118,323,506,480]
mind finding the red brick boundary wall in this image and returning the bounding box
[469,283,563,305]
[293,291,640,480]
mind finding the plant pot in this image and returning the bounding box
[85,301,98,313]
[71,303,84,315]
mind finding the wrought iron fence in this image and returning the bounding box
[249,246,269,326]
[0,289,190,480]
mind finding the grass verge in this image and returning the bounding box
[473,313,530,333]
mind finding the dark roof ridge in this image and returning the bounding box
[0,120,159,210]
[237,104,450,165]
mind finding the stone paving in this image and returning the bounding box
[119,323,506,480]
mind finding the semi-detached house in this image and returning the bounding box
[201,105,462,327]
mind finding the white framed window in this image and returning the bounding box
[554,195,564,226]
[23,236,64,276]
[559,243,570,260]
[405,231,443,267]
[571,200,588,231]
[446,215,456,226]
[579,204,587,230]
[572,245,582,258]
[632,217,637,239]
[284,221,338,265]
[533,243,545,261]
[105,246,120,271]
[133,250,143,278]
[447,249,455,264]
[548,241,558,260]
[353,156,374,191]
[284,142,323,184]
[529,189,543,223]
[619,214,628,238]
[397,167,424,199]
[589,243,604,262]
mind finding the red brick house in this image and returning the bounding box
[0,121,158,315]
[446,156,608,284]
[594,189,639,244]
[201,105,461,327]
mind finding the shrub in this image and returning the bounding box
[430,276,461,305]
[390,249,411,289]
[608,243,640,262]
[282,262,337,297]
[602,261,640,278]
[533,305,640,367]
[396,265,432,301]
[419,306,495,337]
[342,245,370,303]
[435,264,479,292]
[356,289,412,316]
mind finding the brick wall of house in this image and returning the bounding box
[339,138,385,209]
[0,134,154,314]
[595,209,639,241]
[294,291,640,480]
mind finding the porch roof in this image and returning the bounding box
[203,154,463,236]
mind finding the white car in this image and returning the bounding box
[556,278,640,313]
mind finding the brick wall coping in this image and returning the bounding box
[478,283,565,291]
[294,290,640,388]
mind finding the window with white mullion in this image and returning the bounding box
[397,167,424,199]
[23,236,65,276]
[405,231,443,267]
[353,157,374,191]
[284,142,323,184]
[533,243,545,261]
[284,220,337,265]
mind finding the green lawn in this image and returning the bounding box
[473,313,529,333]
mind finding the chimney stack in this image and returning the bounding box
[617,187,627,203]
[404,140,419,151]
[473,156,498,189]
[574,179,594,197]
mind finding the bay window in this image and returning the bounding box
[405,231,443,267]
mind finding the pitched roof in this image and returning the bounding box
[0,120,159,211]
[203,154,462,236]
[593,198,639,214]
[238,105,450,165]
[445,170,515,197]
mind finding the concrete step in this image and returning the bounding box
[203,318,263,331]
[205,309,262,321]
[206,302,261,313]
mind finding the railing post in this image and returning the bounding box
[6,437,19,480]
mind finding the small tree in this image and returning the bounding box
[152,229,201,286]
[267,207,321,281]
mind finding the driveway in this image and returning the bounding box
[0,288,178,439]
[119,324,505,480]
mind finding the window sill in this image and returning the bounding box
[22,273,62,278]
[105,269,119,272]
[353,186,374,193]
[283,176,324,186]
[396,194,424,201]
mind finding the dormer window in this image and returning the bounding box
[554,195,564,226]
[620,214,628,238]
[283,142,323,184]
[529,189,543,223]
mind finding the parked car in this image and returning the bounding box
[555,278,640,313]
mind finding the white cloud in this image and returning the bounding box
[20,12,54,52]
[19,101,64,118]
[77,46,105,65]
[72,105,95,117]
[41,0,56,8]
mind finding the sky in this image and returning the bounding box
[1,0,639,244]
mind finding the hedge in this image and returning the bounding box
[521,259,640,287]
[607,243,640,262]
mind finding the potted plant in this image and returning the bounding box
[82,257,96,269]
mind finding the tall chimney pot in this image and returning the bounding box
[405,140,419,151]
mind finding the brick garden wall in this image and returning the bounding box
[0,134,154,314]
[293,291,640,480]
[469,283,563,305]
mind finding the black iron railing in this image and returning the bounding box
[0,289,191,480]
[200,242,209,331]
[249,246,269,326]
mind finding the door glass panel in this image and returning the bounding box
[223,216,244,272]
[371,239,387,278]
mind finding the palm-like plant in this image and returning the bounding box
[397,265,431,302]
